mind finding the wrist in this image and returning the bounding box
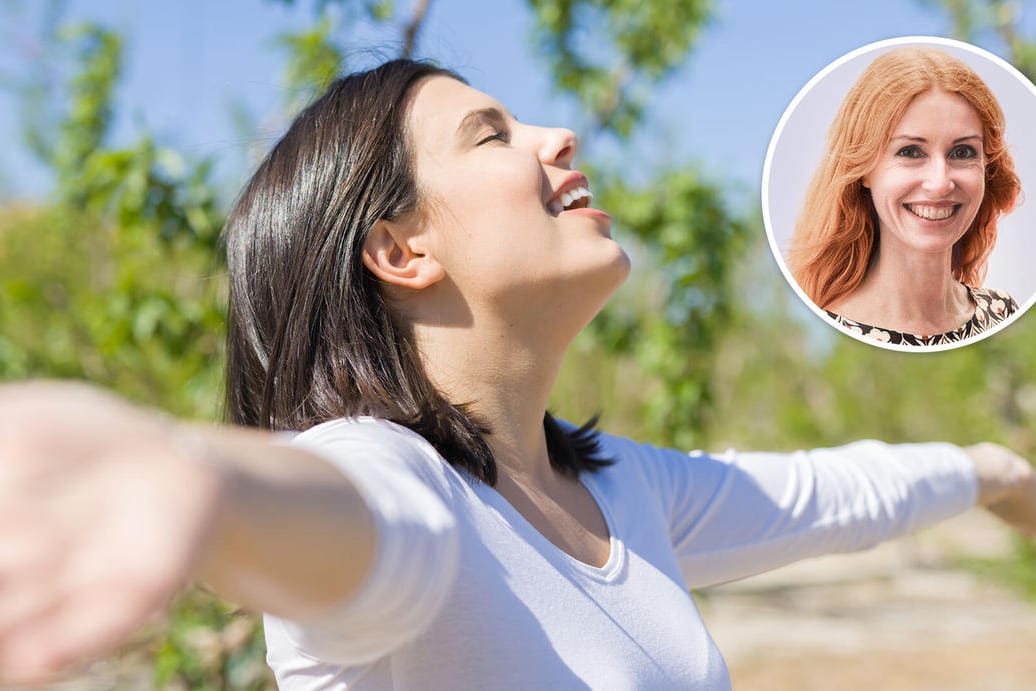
[160,422,231,585]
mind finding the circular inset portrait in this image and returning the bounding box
[763,36,1036,352]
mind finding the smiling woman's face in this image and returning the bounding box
[403,76,630,331]
[863,88,986,262]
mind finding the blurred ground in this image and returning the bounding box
[700,510,1036,690]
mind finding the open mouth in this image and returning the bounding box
[904,203,959,221]
[547,177,593,216]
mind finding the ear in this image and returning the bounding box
[860,174,870,190]
[362,219,445,289]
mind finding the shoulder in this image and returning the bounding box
[295,416,429,448]
[590,428,732,493]
[967,285,1019,333]
[592,429,704,464]
[825,310,902,345]
[969,285,1019,308]
[291,417,458,491]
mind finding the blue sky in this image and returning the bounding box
[0,0,1030,204]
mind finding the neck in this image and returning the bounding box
[835,244,972,334]
[397,266,616,485]
[412,307,568,485]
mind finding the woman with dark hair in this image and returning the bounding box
[790,47,1022,347]
[2,59,1036,689]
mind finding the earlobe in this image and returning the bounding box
[362,220,445,289]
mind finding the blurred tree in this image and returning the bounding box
[528,0,712,137]
[590,169,749,448]
[920,0,1036,80]
[0,17,248,688]
[0,23,224,418]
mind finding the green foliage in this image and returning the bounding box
[276,15,344,111]
[76,139,222,248]
[0,24,225,419]
[153,591,274,690]
[527,0,712,136]
[368,0,394,21]
[0,20,233,685]
[591,169,750,448]
[53,24,121,198]
[921,0,1036,81]
[0,205,225,418]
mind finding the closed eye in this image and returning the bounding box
[476,130,510,146]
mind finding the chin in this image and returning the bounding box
[601,239,632,281]
[581,252,633,317]
[617,247,633,278]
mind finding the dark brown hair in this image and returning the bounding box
[224,59,607,484]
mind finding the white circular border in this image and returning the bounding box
[762,35,1036,353]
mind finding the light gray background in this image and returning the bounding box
[763,36,1036,315]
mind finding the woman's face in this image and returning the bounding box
[863,88,986,261]
[403,76,630,330]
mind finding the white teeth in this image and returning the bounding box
[549,185,593,214]
[562,186,591,209]
[907,204,955,221]
[569,186,591,202]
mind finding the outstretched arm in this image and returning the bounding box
[627,434,1036,589]
[0,381,377,683]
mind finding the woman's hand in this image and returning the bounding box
[965,442,1036,536]
[0,381,222,684]
[0,380,379,685]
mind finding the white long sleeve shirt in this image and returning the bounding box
[265,417,977,690]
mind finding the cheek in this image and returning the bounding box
[871,166,916,201]
[866,172,894,205]
[496,160,547,208]
[967,167,986,200]
[438,160,542,216]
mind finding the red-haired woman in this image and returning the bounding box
[790,48,1021,347]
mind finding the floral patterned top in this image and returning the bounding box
[827,286,1019,347]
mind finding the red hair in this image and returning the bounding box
[789,48,1021,308]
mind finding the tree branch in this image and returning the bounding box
[401,0,430,59]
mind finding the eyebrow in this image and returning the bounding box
[455,107,509,140]
[891,134,983,144]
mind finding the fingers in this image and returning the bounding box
[0,521,173,686]
[966,443,1036,536]
[0,383,215,682]
[966,442,1033,506]
[0,583,166,685]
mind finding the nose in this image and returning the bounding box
[536,126,578,168]
[922,157,954,197]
